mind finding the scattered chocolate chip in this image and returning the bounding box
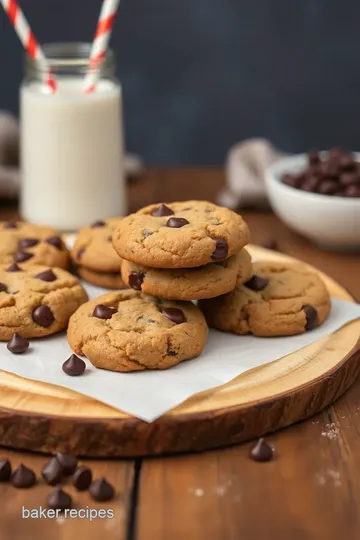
[308,150,320,165]
[45,236,63,250]
[89,477,115,502]
[72,466,92,491]
[92,304,117,319]
[11,464,36,488]
[250,438,274,462]
[244,275,269,291]
[339,172,359,186]
[345,185,360,197]
[166,217,189,228]
[0,459,12,481]
[282,174,299,188]
[42,457,64,486]
[303,305,318,330]
[62,354,86,376]
[211,238,229,261]
[14,251,34,263]
[128,271,145,291]
[317,179,339,195]
[32,305,55,327]
[55,453,78,476]
[0,282,8,293]
[261,238,279,251]
[35,269,57,282]
[301,176,319,192]
[77,247,86,259]
[47,488,72,510]
[161,307,186,324]
[167,349,177,356]
[91,220,106,228]
[6,263,22,272]
[7,333,29,354]
[143,229,153,238]
[18,238,39,249]
[151,204,174,217]
[3,221,17,229]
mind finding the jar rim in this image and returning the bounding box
[25,42,115,76]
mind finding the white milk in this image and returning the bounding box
[20,78,125,231]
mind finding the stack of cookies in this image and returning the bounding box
[114,201,252,300]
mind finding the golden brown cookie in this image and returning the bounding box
[199,261,331,337]
[77,266,126,290]
[0,221,69,269]
[121,249,252,300]
[0,264,88,340]
[67,290,209,372]
[112,201,249,268]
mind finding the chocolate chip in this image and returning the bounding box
[14,251,34,263]
[11,464,36,488]
[42,457,64,486]
[6,263,22,272]
[345,185,360,197]
[77,246,86,259]
[249,438,274,462]
[212,238,228,261]
[72,466,92,491]
[244,275,269,291]
[92,304,117,319]
[0,459,12,481]
[45,236,63,250]
[161,307,186,324]
[0,282,8,293]
[32,305,55,327]
[151,204,174,217]
[317,180,339,195]
[129,271,145,291]
[91,220,106,228]
[89,478,115,502]
[143,229,153,238]
[282,174,299,188]
[167,349,177,356]
[18,238,39,249]
[301,176,319,192]
[339,154,355,170]
[339,172,359,186]
[62,354,86,376]
[55,453,78,476]
[47,488,72,510]
[166,217,189,228]
[308,151,320,165]
[303,305,318,330]
[35,269,57,282]
[3,221,17,229]
[7,333,29,354]
[261,238,279,251]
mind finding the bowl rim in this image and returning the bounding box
[266,152,360,206]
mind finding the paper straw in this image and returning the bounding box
[84,0,120,94]
[1,0,57,93]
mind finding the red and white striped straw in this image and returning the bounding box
[84,0,120,94]
[0,0,57,93]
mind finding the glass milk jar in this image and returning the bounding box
[20,43,126,231]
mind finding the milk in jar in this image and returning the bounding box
[20,43,126,231]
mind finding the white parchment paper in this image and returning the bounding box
[0,279,359,422]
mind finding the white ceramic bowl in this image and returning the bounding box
[265,153,360,251]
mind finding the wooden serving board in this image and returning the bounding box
[0,246,359,457]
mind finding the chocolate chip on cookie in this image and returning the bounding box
[166,217,189,228]
[45,236,63,250]
[244,275,268,291]
[160,307,186,324]
[92,304,117,319]
[18,238,39,249]
[35,269,57,282]
[32,305,55,327]
[151,204,174,217]
[14,251,34,263]
[90,220,106,228]
[211,238,228,261]
[303,305,319,330]
[128,271,145,291]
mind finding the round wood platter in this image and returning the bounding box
[0,246,359,457]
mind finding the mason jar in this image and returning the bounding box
[20,42,126,231]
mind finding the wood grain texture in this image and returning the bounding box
[0,247,358,457]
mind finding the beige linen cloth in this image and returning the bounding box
[0,111,143,200]
[218,138,286,209]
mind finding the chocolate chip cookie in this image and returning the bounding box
[0,264,88,340]
[71,219,125,289]
[121,249,253,300]
[67,290,208,372]
[112,201,249,268]
[0,221,68,269]
[199,261,331,336]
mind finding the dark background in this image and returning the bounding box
[1,0,360,164]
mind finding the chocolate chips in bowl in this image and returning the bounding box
[282,149,360,198]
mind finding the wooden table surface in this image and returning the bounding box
[0,168,359,540]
